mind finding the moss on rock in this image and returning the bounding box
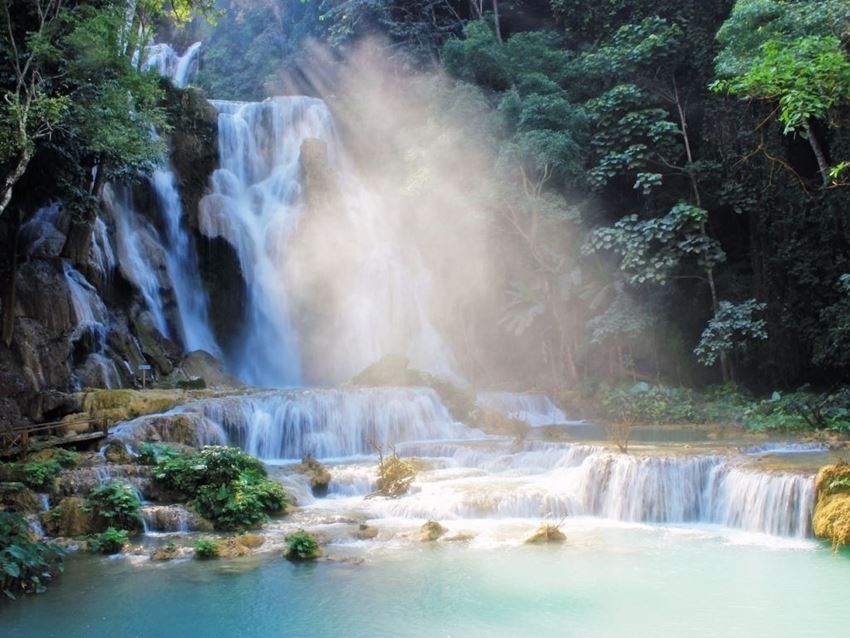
[813,463,850,550]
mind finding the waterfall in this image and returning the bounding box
[476,392,576,427]
[63,261,122,389]
[107,184,171,337]
[143,41,202,87]
[152,165,219,354]
[199,387,474,459]
[199,96,457,386]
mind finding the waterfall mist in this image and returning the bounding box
[202,40,516,387]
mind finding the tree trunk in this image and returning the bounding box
[804,119,830,187]
[492,0,502,43]
[0,149,32,219]
[2,210,22,346]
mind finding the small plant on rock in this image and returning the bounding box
[88,527,129,555]
[285,530,320,561]
[194,538,220,559]
[86,483,143,532]
[22,461,61,491]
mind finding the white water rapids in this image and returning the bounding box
[115,387,817,540]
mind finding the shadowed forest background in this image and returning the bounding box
[3,0,850,420]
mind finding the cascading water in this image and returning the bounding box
[106,184,171,337]
[63,261,122,389]
[143,41,202,88]
[152,165,219,354]
[199,97,457,386]
[115,388,817,539]
[476,391,577,427]
[102,43,219,356]
[186,387,472,459]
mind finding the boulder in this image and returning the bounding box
[524,523,566,544]
[419,520,446,542]
[170,350,241,388]
[130,309,180,375]
[41,496,95,537]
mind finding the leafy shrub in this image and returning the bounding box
[87,527,128,554]
[30,449,80,468]
[135,442,182,466]
[0,512,65,599]
[285,530,320,560]
[153,446,267,496]
[194,538,220,559]
[599,383,701,424]
[86,483,143,532]
[151,446,289,530]
[743,389,850,432]
[193,476,289,530]
[22,461,61,491]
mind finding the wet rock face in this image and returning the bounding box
[292,457,332,497]
[813,464,850,549]
[0,482,43,514]
[141,504,213,533]
[165,86,219,230]
[41,496,95,537]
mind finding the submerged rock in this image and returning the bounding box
[442,531,477,543]
[525,523,567,544]
[419,520,447,542]
[813,463,850,550]
[353,524,379,540]
[150,542,183,562]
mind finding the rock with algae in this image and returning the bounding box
[813,463,850,550]
[525,523,567,544]
[419,520,447,542]
[292,456,332,497]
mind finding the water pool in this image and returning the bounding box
[3,525,848,637]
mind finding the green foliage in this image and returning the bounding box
[151,446,289,530]
[0,512,65,599]
[585,203,725,285]
[285,530,320,560]
[695,300,767,366]
[714,35,850,136]
[193,538,220,559]
[87,527,128,555]
[813,275,850,368]
[193,474,289,530]
[743,389,850,432]
[86,483,143,531]
[22,461,61,491]
[135,442,181,466]
[600,383,702,424]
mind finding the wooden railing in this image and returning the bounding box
[0,416,109,456]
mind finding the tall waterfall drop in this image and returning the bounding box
[199,97,458,386]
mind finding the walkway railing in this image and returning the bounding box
[0,416,109,457]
